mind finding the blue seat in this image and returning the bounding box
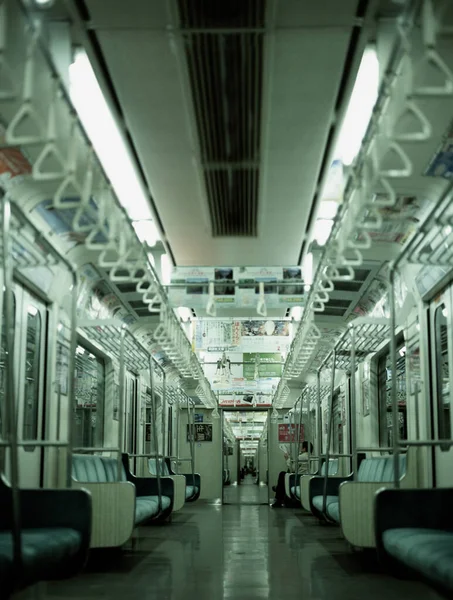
[311,455,406,523]
[375,487,453,595]
[0,478,91,598]
[73,454,173,525]
[149,458,201,502]
[383,528,453,591]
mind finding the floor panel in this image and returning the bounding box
[42,504,443,600]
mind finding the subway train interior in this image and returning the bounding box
[1,0,453,598]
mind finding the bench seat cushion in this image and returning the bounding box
[326,501,340,523]
[383,528,453,591]
[313,495,338,513]
[0,527,82,592]
[135,496,171,524]
[185,485,199,500]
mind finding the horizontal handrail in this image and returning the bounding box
[129,453,165,458]
[356,447,396,452]
[398,440,453,448]
[72,447,121,453]
[0,441,68,447]
[319,453,352,458]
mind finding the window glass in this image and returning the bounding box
[332,393,343,455]
[378,339,407,447]
[125,377,136,454]
[0,293,16,437]
[73,344,105,448]
[435,304,450,444]
[23,305,41,441]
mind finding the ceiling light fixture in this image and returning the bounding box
[302,251,313,289]
[313,219,334,246]
[333,46,379,166]
[69,50,157,225]
[132,220,159,247]
[160,253,172,285]
[290,306,303,321]
[177,307,192,322]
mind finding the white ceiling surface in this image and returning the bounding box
[85,0,359,266]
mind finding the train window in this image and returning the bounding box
[22,305,41,441]
[73,344,105,448]
[378,339,407,447]
[0,294,16,436]
[435,304,450,443]
[332,392,343,455]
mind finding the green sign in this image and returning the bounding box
[243,353,282,380]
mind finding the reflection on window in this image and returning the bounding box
[73,344,105,448]
[378,339,407,447]
[23,305,41,441]
[0,294,16,437]
[435,304,450,444]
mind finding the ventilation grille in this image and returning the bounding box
[178,0,265,236]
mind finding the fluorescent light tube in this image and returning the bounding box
[160,253,172,285]
[334,47,379,166]
[69,50,155,223]
[313,219,334,246]
[132,220,159,247]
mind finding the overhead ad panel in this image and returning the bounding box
[168,266,305,309]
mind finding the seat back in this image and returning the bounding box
[148,458,170,476]
[320,459,339,476]
[357,455,407,482]
[72,454,127,483]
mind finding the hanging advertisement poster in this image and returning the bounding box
[243,352,283,380]
[193,319,241,352]
[240,320,291,353]
[168,267,237,308]
[218,395,273,408]
[187,424,213,442]
[168,266,305,310]
[236,266,304,307]
[278,424,304,443]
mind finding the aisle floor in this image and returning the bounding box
[223,475,269,505]
[43,501,443,600]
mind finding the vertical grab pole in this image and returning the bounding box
[190,401,196,485]
[316,370,322,471]
[306,388,311,473]
[322,350,336,516]
[175,390,181,473]
[2,193,22,572]
[186,395,195,485]
[389,266,400,487]
[161,370,167,461]
[117,328,125,481]
[149,356,162,513]
[66,266,78,487]
[295,391,304,476]
[350,325,358,477]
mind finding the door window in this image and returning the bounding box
[73,344,105,448]
[0,293,16,437]
[22,305,41,441]
[435,304,450,445]
[378,339,407,447]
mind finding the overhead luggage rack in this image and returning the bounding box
[0,0,219,405]
[78,320,150,373]
[0,201,60,270]
[283,0,453,386]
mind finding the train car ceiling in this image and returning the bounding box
[67,0,378,266]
